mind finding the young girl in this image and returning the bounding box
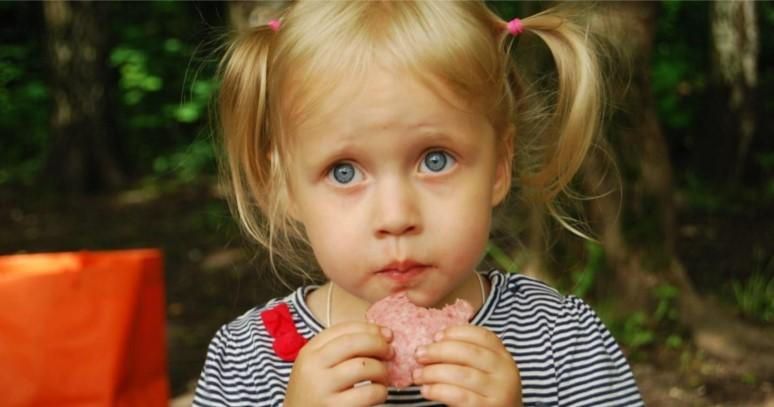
[194,1,642,406]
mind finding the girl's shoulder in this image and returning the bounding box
[496,270,564,299]
[486,269,607,327]
[488,269,565,308]
[214,284,320,345]
[193,286,317,406]
[488,270,643,404]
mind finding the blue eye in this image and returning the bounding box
[420,151,455,173]
[328,162,361,184]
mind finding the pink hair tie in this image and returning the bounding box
[268,19,281,32]
[506,18,524,36]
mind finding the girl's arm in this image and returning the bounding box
[553,296,644,406]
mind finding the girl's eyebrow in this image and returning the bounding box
[309,119,472,161]
[417,129,456,144]
[414,127,477,152]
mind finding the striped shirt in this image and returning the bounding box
[194,270,643,406]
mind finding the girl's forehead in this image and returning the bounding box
[269,0,504,145]
[280,64,479,140]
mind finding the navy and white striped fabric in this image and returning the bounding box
[193,270,643,406]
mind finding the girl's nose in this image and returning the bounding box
[373,178,421,237]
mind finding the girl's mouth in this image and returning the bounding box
[376,260,429,284]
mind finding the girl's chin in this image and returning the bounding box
[398,289,447,308]
[364,287,429,306]
[366,276,449,307]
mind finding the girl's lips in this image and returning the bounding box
[377,266,428,284]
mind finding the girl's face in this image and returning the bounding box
[286,67,511,309]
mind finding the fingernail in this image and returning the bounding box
[387,345,395,360]
[381,327,392,340]
[433,331,444,342]
[413,368,422,382]
[415,346,426,358]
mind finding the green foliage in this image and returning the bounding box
[485,1,528,21]
[150,136,215,183]
[730,252,774,323]
[0,3,223,187]
[681,172,725,212]
[187,201,235,235]
[757,153,774,199]
[741,372,759,386]
[652,1,709,130]
[622,195,665,246]
[485,242,522,274]
[0,31,49,186]
[602,283,686,358]
[109,2,221,180]
[111,46,164,106]
[758,152,774,172]
[653,283,679,323]
[109,41,216,125]
[665,333,684,349]
[678,170,772,213]
[570,241,604,298]
[732,274,774,323]
[617,312,656,350]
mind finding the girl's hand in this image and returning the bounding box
[413,325,522,407]
[285,321,394,407]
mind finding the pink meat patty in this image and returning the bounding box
[366,293,474,388]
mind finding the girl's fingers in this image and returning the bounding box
[412,330,523,407]
[416,339,499,373]
[435,325,506,354]
[332,357,390,390]
[287,322,393,403]
[332,382,389,406]
[420,382,485,406]
[318,331,394,367]
[308,321,392,351]
[413,363,487,395]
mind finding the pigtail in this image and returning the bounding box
[514,9,606,237]
[523,11,602,197]
[217,22,316,285]
[218,26,273,242]
[217,24,302,280]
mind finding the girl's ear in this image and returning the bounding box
[491,125,514,206]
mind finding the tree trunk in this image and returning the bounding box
[708,1,759,184]
[582,1,677,312]
[585,1,774,378]
[42,0,123,195]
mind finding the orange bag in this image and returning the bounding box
[0,249,169,407]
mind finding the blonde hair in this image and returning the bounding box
[216,1,605,282]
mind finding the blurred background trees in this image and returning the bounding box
[1,1,772,404]
[42,1,124,194]
[1,1,222,192]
